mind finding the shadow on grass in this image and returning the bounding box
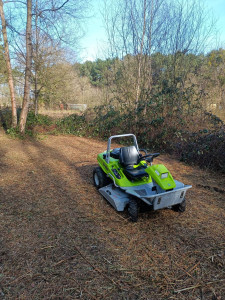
[0,135,224,299]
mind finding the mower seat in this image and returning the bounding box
[119,146,149,180]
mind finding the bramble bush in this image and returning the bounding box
[78,101,225,173]
[180,130,225,172]
[1,105,224,173]
[56,114,87,136]
[52,91,225,173]
[0,109,53,137]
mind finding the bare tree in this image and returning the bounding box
[0,0,17,127]
[103,0,216,111]
[103,0,164,120]
[0,0,89,132]
[32,0,89,115]
[34,0,39,115]
[19,0,32,134]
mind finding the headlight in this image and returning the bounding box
[161,173,168,179]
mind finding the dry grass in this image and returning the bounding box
[0,129,224,299]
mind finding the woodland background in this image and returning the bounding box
[0,0,224,172]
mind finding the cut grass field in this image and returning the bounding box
[0,130,224,299]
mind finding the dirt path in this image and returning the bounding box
[0,132,224,299]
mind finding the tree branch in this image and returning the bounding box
[37,0,70,17]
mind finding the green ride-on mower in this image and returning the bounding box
[93,134,192,222]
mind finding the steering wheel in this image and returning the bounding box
[138,153,160,163]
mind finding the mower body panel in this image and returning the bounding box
[97,152,176,189]
[151,184,191,210]
[97,152,152,187]
[146,164,176,190]
[121,180,191,209]
[99,180,191,212]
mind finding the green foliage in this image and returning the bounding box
[78,58,116,87]
[0,108,12,130]
[56,114,87,136]
[0,109,54,137]
[26,111,53,128]
[6,127,24,139]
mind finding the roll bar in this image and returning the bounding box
[105,134,139,163]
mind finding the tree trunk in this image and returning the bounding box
[143,0,154,116]
[34,78,38,115]
[0,0,17,128]
[134,0,146,127]
[19,0,32,134]
[34,0,39,116]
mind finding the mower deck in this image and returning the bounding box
[99,180,192,212]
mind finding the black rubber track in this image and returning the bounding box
[128,198,139,222]
[172,199,186,212]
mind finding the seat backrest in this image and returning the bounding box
[119,146,139,166]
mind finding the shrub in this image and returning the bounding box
[80,104,225,173]
[0,108,13,130]
[180,130,225,173]
[0,109,53,137]
[26,111,53,129]
[56,114,87,136]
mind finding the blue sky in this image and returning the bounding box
[208,0,225,42]
[80,0,225,62]
[79,0,106,62]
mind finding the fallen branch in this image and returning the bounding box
[40,245,54,250]
[177,261,201,280]
[174,279,225,293]
[54,255,77,267]
[174,284,201,293]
